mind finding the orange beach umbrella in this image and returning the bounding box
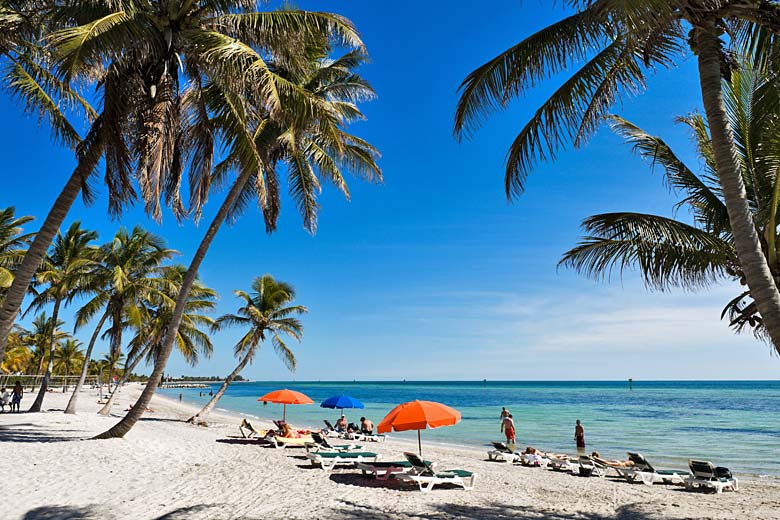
[377,400,461,455]
[258,389,314,421]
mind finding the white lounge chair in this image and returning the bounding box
[238,419,264,439]
[394,452,477,492]
[547,454,579,472]
[520,452,550,468]
[305,432,361,452]
[306,450,379,471]
[622,452,689,485]
[346,431,386,443]
[266,435,313,449]
[356,459,431,481]
[487,442,521,463]
[684,460,738,494]
[577,455,607,477]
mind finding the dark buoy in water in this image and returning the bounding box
[483,378,487,387]
[628,378,633,391]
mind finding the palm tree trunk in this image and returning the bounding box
[187,351,252,424]
[98,344,151,415]
[107,305,123,394]
[696,23,780,353]
[94,169,254,439]
[65,312,109,414]
[29,300,61,412]
[0,171,82,365]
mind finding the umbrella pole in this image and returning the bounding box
[283,404,287,422]
[418,430,422,456]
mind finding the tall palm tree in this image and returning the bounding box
[2,326,32,374]
[0,0,365,367]
[563,64,780,341]
[26,222,98,412]
[26,312,68,391]
[454,0,780,354]
[0,1,96,364]
[97,265,216,415]
[189,275,305,424]
[65,227,175,414]
[53,338,83,390]
[0,207,34,297]
[95,49,380,438]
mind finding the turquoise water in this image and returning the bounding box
[160,380,780,477]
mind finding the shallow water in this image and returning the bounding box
[159,380,780,477]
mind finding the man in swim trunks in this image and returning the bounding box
[501,413,516,445]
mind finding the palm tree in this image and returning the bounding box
[95,48,380,438]
[0,207,34,297]
[65,227,175,414]
[189,275,305,424]
[563,64,780,341]
[454,1,780,354]
[53,339,83,390]
[26,312,68,391]
[0,0,365,367]
[0,1,96,364]
[26,222,98,412]
[2,326,32,374]
[97,265,216,415]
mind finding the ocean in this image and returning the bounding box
[159,380,780,477]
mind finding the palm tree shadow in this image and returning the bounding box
[328,500,662,519]
[0,424,83,443]
[21,505,107,520]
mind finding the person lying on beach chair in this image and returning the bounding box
[487,441,521,463]
[239,419,264,439]
[519,447,550,467]
[305,431,362,452]
[394,452,478,492]
[684,460,739,494]
[622,452,689,485]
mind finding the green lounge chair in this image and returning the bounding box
[623,452,689,485]
[684,460,738,494]
[355,459,431,481]
[306,451,379,471]
[394,452,477,492]
[305,431,362,452]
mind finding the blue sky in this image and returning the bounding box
[2,1,777,380]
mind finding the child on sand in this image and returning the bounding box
[0,387,9,412]
[11,381,23,412]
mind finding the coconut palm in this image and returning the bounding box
[53,338,83,390]
[0,1,97,363]
[189,275,305,424]
[65,227,175,414]
[2,326,32,374]
[0,207,34,297]
[0,0,365,367]
[26,222,98,412]
[454,0,780,353]
[562,63,780,341]
[96,47,380,439]
[97,265,216,415]
[26,312,68,391]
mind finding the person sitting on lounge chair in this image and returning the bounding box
[360,417,374,435]
[335,415,348,432]
[591,451,635,467]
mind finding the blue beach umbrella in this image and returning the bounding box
[320,394,365,415]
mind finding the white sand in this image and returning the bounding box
[1,384,779,520]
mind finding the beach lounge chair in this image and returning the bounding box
[347,431,386,443]
[622,452,689,485]
[519,452,550,468]
[577,455,607,477]
[356,459,432,481]
[394,452,478,492]
[546,454,579,472]
[684,460,738,494]
[305,432,362,452]
[238,419,264,439]
[306,450,379,471]
[266,435,314,449]
[322,420,343,438]
[487,442,521,463]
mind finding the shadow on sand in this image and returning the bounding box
[21,504,220,520]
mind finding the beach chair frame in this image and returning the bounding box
[623,452,688,486]
[394,452,478,492]
[684,460,739,494]
[487,442,521,463]
[306,451,379,471]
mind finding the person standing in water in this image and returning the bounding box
[501,413,516,446]
[575,419,585,450]
[499,407,510,420]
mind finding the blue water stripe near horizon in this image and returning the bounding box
[159,380,780,477]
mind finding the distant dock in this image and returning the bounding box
[159,382,213,389]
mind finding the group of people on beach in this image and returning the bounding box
[499,407,586,450]
[334,414,374,435]
[0,381,23,413]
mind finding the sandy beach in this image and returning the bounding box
[0,385,777,520]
